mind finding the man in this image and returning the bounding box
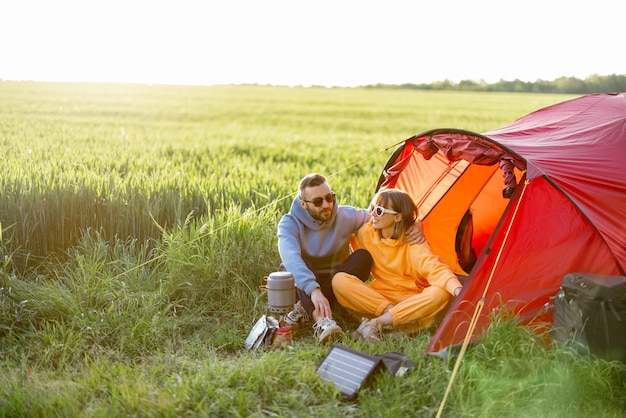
[277,173,424,344]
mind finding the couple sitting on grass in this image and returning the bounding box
[277,173,463,344]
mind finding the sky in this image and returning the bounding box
[1,0,623,87]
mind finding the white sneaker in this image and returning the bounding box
[351,318,382,342]
[313,317,343,344]
[284,301,309,330]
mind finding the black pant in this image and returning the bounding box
[297,249,372,317]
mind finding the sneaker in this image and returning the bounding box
[313,317,343,344]
[284,301,309,330]
[351,318,382,342]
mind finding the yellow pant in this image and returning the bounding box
[332,272,452,331]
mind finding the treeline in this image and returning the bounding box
[364,74,626,94]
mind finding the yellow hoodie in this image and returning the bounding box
[351,223,462,299]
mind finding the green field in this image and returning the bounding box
[0,82,569,265]
[1,82,624,417]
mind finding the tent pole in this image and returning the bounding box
[436,178,530,418]
[415,160,460,210]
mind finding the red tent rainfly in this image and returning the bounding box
[375,93,626,353]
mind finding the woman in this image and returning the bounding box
[332,188,463,342]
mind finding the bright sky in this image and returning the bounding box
[1,0,623,87]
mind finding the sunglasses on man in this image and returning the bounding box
[302,192,336,207]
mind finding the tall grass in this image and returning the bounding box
[1,82,624,416]
[0,82,564,270]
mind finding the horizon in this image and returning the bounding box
[1,72,620,89]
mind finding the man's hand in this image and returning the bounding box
[405,219,425,245]
[311,288,332,319]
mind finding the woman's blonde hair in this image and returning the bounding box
[373,188,418,239]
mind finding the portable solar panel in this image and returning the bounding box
[316,344,387,399]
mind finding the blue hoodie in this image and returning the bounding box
[277,196,368,296]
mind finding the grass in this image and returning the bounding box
[0,81,624,416]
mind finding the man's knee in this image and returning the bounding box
[351,248,373,264]
[338,249,372,281]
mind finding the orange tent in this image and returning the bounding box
[376,93,626,353]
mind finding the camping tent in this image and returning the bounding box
[375,93,626,353]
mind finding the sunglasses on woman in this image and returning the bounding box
[370,204,399,217]
[302,192,336,207]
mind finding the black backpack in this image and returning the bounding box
[552,272,626,363]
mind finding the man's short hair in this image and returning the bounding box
[299,173,327,195]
